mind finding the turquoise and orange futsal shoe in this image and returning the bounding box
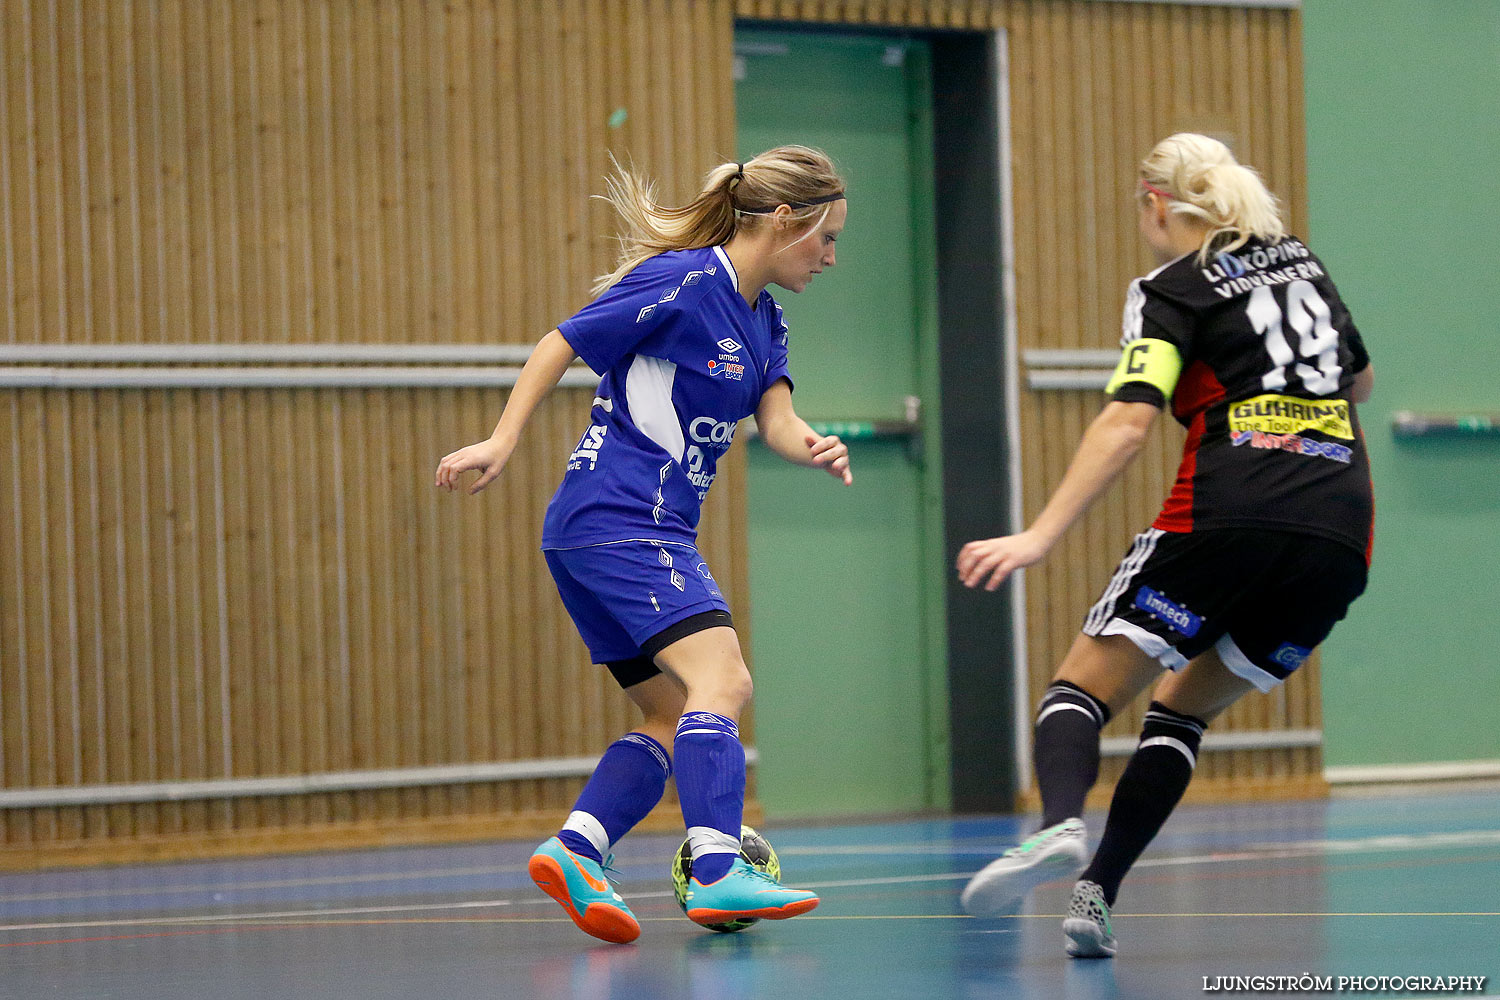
[681,857,820,928]
[528,836,641,944]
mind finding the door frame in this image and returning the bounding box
[930,28,1025,812]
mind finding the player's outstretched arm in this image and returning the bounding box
[435,329,579,495]
[752,379,853,486]
[957,400,1159,591]
[1351,364,1374,403]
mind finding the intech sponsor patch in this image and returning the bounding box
[1132,586,1203,637]
[1227,394,1353,439]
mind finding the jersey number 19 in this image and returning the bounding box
[1246,280,1342,396]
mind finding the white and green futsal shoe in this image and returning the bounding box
[960,818,1089,916]
[1063,879,1118,958]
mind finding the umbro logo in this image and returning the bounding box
[716,338,742,353]
[682,271,704,286]
[659,286,681,303]
[636,304,656,323]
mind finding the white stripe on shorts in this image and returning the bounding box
[1085,529,1164,634]
[1096,616,1189,670]
[1215,633,1281,693]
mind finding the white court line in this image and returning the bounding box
[787,844,1017,856]
[1250,829,1500,853]
[0,898,523,934]
[0,863,528,904]
[786,828,1500,858]
[25,829,1487,907]
[4,828,1497,935]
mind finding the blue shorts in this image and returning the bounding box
[543,540,732,665]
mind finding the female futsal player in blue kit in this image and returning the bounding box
[436,146,851,944]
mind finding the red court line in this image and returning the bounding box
[1122,849,1500,888]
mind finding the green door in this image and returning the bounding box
[736,30,947,817]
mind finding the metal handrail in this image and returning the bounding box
[0,749,761,808]
[0,365,600,389]
[0,343,539,365]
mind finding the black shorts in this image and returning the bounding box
[602,609,734,689]
[1081,527,1367,691]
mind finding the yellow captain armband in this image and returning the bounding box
[1105,338,1184,397]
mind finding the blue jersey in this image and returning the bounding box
[542,246,793,549]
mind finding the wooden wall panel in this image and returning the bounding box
[1,0,1314,864]
[0,384,747,860]
[0,0,739,865]
[0,0,743,350]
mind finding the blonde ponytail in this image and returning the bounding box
[592,145,845,295]
[1139,133,1285,264]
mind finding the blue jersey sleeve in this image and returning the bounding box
[558,259,686,375]
[765,299,794,392]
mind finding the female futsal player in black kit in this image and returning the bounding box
[957,133,1374,958]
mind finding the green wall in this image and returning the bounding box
[1303,2,1500,767]
[736,29,949,817]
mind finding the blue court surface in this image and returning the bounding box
[3,785,1497,1000]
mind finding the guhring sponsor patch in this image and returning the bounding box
[1227,393,1353,439]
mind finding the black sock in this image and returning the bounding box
[1081,701,1206,906]
[1034,680,1111,828]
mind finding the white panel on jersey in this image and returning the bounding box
[1120,253,1188,346]
[626,355,685,462]
[712,245,740,294]
[1120,278,1146,345]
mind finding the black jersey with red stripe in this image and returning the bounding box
[1108,236,1373,559]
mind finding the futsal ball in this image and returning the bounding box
[670,824,782,933]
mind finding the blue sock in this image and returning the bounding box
[557,733,672,864]
[673,712,745,884]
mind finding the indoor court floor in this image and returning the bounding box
[3,785,1497,999]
